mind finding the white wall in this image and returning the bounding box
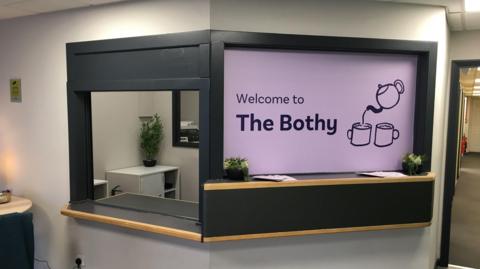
[181,91,200,126]
[154,92,200,201]
[0,0,450,269]
[210,1,449,269]
[467,97,480,152]
[0,1,210,269]
[92,92,143,181]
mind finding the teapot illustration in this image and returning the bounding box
[363,79,405,117]
[348,79,405,148]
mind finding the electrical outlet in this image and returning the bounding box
[75,255,86,268]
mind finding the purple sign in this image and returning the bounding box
[224,48,418,174]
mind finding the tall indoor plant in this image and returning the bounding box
[140,114,163,167]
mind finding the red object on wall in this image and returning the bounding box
[461,135,467,156]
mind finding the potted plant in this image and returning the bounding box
[402,153,427,175]
[224,157,249,181]
[140,114,163,167]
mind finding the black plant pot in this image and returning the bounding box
[402,162,423,175]
[143,159,157,167]
[225,168,245,181]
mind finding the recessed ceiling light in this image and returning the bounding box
[465,0,480,12]
[474,85,480,89]
[475,78,480,83]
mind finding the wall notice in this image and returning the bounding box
[10,79,22,103]
[224,48,418,174]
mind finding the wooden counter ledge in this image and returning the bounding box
[204,172,435,191]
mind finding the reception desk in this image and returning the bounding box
[202,173,435,242]
[62,30,438,245]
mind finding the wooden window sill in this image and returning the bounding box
[61,198,201,242]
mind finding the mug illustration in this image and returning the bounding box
[347,79,405,148]
[374,122,399,147]
[347,122,372,146]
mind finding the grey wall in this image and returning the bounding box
[450,30,480,60]
[0,1,210,268]
[180,91,200,127]
[92,92,143,181]
[209,0,449,269]
[154,91,199,202]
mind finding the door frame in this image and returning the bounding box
[439,59,480,267]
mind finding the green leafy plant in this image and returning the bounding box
[402,153,427,175]
[224,157,249,180]
[140,114,163,160]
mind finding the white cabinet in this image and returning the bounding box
[93,179,108,200]
[106,165,180,199]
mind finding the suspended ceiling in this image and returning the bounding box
[460,67,480,96]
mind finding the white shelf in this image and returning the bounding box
[94,179,108,186]
[107,165,179,176]
[164,188,176,193]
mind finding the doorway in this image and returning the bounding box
[440,60,480,268]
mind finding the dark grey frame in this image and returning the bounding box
[438,59,480,267]
[67,31,211,204]
[209,30,437,178]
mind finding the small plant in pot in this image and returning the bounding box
[140,114,163,167]
[402,153,427,175]
[224,157,249,181]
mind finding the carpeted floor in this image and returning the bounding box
[449,153,480,268]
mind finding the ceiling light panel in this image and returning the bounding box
[465,0,480,12]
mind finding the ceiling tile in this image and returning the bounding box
[444,0,464,13]
[447,12,464,31]
[374,0,463,12]
[465,12,480,30]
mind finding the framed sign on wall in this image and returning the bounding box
[209,31,436,178]
[224,48,418,174]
